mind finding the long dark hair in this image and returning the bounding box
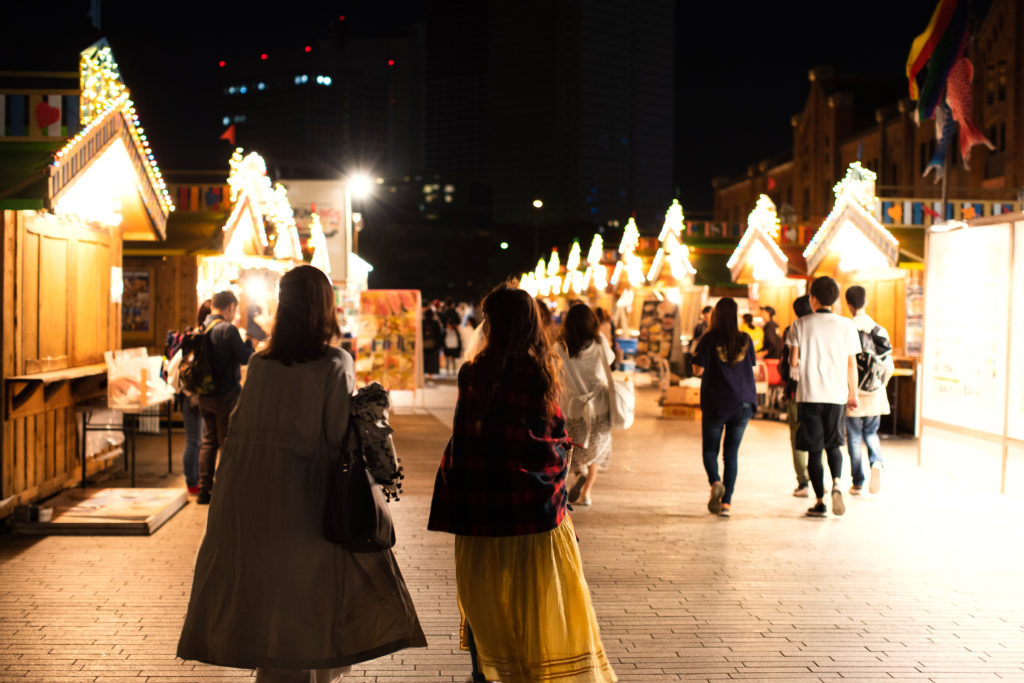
[710,297,748,366]
[196,299,212,328]
[472,282,560,414]
[263,265,340,365]
[562,303,600,358]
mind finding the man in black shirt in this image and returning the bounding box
[196,290,253,504]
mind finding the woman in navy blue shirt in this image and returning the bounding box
[692,298,757,517]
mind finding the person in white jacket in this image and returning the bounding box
[844,286,895,495]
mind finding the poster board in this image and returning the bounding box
[121,268,152,336]
[1008,221,1024,441]
[921,224,1011,435]
[356,290,422,391]
[920,215,1024,495]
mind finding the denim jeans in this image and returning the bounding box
[180,394,203,488]
[701,403,753,505]
[846,415,883,487]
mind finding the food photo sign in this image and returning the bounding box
[356,290,422,391]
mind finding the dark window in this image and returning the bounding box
[802,187,810,221]
[986,62,996,105]
[998,59,1007,101]
[890,162,899,184]
[1000,123,1006,150]
[787,187,793,205]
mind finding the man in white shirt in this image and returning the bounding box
[788,276,862,517]
[844,285,894,495]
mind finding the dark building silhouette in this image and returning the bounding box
[424,0,675,240]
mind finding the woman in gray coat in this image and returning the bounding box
[178,266,425,682]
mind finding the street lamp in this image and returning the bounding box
[531,198,543,258]
[346,172,374,257]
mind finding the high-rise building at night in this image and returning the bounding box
[424,0,675,234]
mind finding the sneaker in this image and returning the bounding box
[187,485,200,495]
[718,503,731,517]
[576,494,592,507]
[849,485,863,496]
[568,475,587,503]
[805,502,827,517]
[831,488,845,516]
[793,485,809,497]
[197,492,212,505]
[708,482,725,514]
[869,464,882,494]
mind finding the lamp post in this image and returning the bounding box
[345,172,373,263]
[532,198,543,260]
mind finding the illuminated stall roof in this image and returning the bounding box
[0,40,174,239]
[581,233,609,292]
[804,162,900,276]
[646,199,697,285]
[727,194,790,284]
[220,148,302,261]
[47,41,173,239]
[610,217,647,288]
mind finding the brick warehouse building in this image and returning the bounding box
[713,0,1022,262]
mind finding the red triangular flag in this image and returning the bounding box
[219,124,236,145]
[767,176,777,190]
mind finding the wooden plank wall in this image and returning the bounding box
[1,210,122,517]
[122,255,199,354]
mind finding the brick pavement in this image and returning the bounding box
[1,381,1023,682]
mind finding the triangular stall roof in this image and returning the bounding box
[45,41,174,239]
[803,162,899,277]
[727,194,790,284]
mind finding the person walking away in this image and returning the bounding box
[594,306,621,365]
[844,285,894,495]
[788,276,862,517]
[196,290,253,505]
[428,284,617,683]
[688,306,712,353]
[559,303,615,507]
[760,306,783,359]
[742,313,764,353]
[442,318,462,376]
[165,300,212,494]
[178,266,425,682]
[781,295,813,497]
[691,298,756,517]
[422,309,443,378]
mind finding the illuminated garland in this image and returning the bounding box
[727,194,787,270]
[803,162,897,262]
[51,94,175,214]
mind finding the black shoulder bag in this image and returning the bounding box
[324,425,396,552]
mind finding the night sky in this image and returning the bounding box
[1,0,993,215]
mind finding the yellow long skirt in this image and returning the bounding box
[455,516,617,683]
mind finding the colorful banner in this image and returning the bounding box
[356,290,421,391]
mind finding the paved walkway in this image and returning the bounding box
[2,381,1023,682]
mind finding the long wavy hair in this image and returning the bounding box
[710,297,748,367]
[262,265,341,365]
[562,302,600,358]
[471,282,560,414]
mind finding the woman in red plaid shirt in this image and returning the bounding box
[429,283,617,683]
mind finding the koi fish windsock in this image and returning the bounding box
[944,57,995,168]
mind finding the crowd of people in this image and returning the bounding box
[690,276,894,518]
[165,271,892,683]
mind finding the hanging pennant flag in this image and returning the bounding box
[905,0,958,101]
[911,0,969,122]
[219,124,236,146]
[923,102,956,182]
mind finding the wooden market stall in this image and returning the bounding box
[0,40,174,517]
[727,194,804,332]
[803,162,907,354]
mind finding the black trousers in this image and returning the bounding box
[797,402,845,499]
[197,390,239,495]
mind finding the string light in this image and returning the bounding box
[647,200,696,283]
[727,194,787,281]
[803,162,899,274]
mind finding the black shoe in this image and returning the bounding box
[197,492,211,505]
[805,502,827,517]
[568,475,587,503]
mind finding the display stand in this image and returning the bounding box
[79,398,173,488]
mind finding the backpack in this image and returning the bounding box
[178,319,224,396]
[855,325,891,393]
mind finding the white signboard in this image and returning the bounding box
[1008,220,1024,441]
[281,179,349,281]
[922,224,1011,436]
